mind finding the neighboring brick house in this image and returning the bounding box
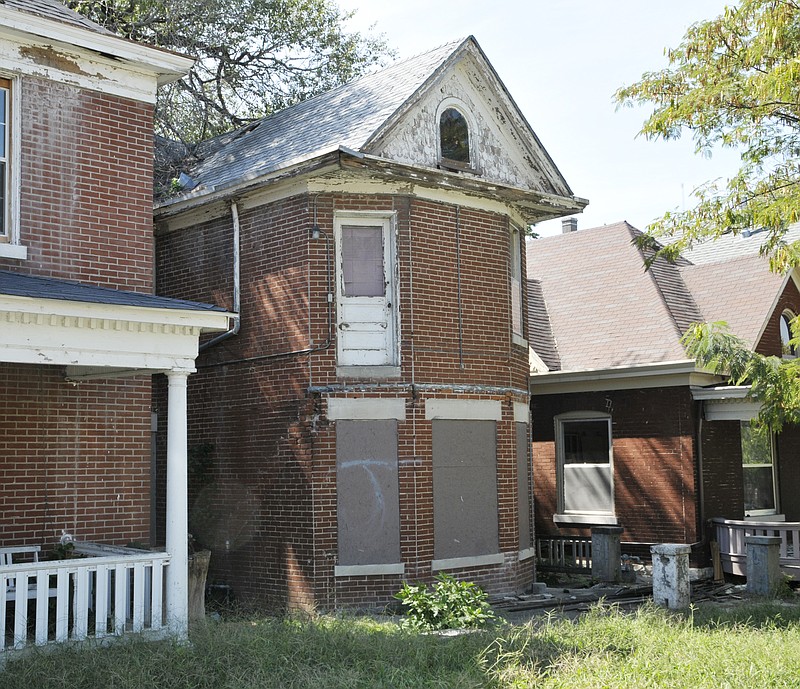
[154,36,586,609]
[528,219,800,566]
[0,0,231,648]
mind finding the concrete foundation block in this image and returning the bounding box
[746,535,782,597]
[651,543,691,609]
[592,526,623,583]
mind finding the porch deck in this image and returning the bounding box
[712,518,800,579]
[1,542,170,657]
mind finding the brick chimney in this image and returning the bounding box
[562,217,578,233]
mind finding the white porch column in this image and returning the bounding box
[165,370,191,638]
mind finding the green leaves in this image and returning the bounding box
[615,0,800,269]
[394,573,497,631]
[682,320,800,431]
[67,0,392,144]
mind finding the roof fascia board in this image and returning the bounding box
[0,7,193,86]
[530,359,725,395]
[155,147,587,225]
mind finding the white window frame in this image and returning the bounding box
[435,97,478,173]
[0,73,25,259]
[333,211,399,373]
[554,411,617,525]
[510,224,525,344]
[741,420,779,518]
[780,310,796,359]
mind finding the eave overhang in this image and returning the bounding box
[530,359,725,395]
[155,147,588,226]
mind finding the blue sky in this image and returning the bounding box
[338,0,738,236]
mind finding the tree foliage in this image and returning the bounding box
[66,0,392,144]
[616,0,800,272]
[682,321,800,431]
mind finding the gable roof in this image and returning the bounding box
[679,255,786,349]
[162,36,579,212]
[528,221,792,373]
[526,221,700,371]
[681,223,800,265]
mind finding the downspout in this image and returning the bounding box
[200,200,241,352]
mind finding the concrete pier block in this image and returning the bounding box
[746,535,782,597]
[592,526,623,583]
[651,543,691,609]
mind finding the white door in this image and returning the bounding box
[335,215,396,366]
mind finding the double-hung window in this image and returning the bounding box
[0,75,23,259]
[555,412,615,524]
[0,76,10,242]
[741,421,778,517]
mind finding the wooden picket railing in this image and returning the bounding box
[535,536,592,573]
[1,545,170,655]
[712,518,800,579]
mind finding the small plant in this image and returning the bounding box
[48,541,75,560]
[394,573,496,631]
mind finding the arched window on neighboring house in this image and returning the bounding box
[439,107,471,169]
[780,310,796,357]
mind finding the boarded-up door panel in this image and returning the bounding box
[337,420,400,566]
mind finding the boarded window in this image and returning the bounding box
[341,225,385,297]
[432,420,498,560]
[510,227,523,336]
[516,422,532,549]
[440,108,470,164]
[337,420,400,565]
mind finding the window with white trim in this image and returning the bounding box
[555,413,615,523]
[780,310,796,358]
[741,421,778,517]
[0,76,10,241]
[510,226,523,337]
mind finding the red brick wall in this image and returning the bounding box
[155,191,531,609]
[0,76,154,291]
[700,419,743,522]
[756,278,800,356]
[0,363,152,550]
[776,425,800,521]
[531,387,699,549]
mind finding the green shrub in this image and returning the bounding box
[394,573,496,631]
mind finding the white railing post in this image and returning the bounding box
[165,370,191,639]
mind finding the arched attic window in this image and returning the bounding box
[780,310,796,357]
[439,107,472,171]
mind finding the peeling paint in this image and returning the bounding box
[19,45,91,76]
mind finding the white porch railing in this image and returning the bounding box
[1,547,170,655]
[712,517,800,578]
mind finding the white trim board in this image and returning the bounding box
[425,399,502,421]
[327,397,406,420]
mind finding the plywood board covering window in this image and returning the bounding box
[432,419,499,560]
[0,77,9,240]
[516,422,532,549]
[336,420,400,566]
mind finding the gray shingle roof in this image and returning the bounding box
[527,221,790,373]
[526,278,561,371]
[682,223,800,265]
[180,38,468,195]
[526,221,700,371]
[0,270,227,312]
[3,0,114,35]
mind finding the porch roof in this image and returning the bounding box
[0,270,234,377]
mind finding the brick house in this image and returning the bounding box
[0,0,231,652]
[528,219,800,570]
[154,36,586,609]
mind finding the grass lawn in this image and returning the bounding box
[3,601,800,688]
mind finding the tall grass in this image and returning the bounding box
[4,601,800,688]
